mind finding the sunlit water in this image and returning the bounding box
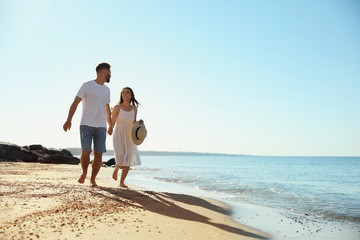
[96,155,360,239]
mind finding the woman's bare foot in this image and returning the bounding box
[120,182,128,188]
[90,180,98,187]
[112,168,119,181]
[78,173,86,184]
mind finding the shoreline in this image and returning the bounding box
[0,162,270,240]
[115,163,360,240]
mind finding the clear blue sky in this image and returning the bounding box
[1,0,359,156]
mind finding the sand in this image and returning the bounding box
[0,162,270,240]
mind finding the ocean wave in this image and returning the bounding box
[152,177,194,184]
[134,167,161,172]
[311,209,360,223]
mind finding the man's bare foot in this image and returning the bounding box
[78,173,86,184]
[120,183,128,188]
[112,169,118,181]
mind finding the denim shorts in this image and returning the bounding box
[80,125,106,153]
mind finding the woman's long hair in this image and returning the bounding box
[117,87,139,107]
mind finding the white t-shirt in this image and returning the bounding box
[76,80,110,128]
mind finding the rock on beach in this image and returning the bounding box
[0,143,79,164]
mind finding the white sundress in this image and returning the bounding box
[113,108,141,167]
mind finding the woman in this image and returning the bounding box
[111,87,142,188]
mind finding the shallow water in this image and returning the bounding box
[106,155,360,240]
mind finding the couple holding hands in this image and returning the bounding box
[63,63,146,188]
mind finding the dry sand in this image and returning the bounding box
[0,162,270,240]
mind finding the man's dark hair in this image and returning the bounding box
[96,63,111,73]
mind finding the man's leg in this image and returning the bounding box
[79,125,93,184]
[78,151,91,184]
[91,127,106,187]
[90,152,102,187]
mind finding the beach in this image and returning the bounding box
[0,162,270,240]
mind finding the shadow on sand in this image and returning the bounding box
[90,186,270,240]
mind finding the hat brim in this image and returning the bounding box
[131,121,147,145]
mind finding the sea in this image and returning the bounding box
[98,155,360,240]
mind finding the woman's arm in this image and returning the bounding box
[133,106,137,124]
[133,106,144,125]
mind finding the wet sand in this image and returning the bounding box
[0,162,270,240]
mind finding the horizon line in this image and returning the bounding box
[1,142,359,157]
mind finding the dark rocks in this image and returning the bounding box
[0,143,79,165]
[1,150,38,162]
[39,154,79,165]
[29,144,44,151]
[61,149,73,157]
[104,158,115,167]
[0,144,38,162]
[0,143,21,152]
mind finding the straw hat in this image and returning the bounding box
[131,121,147,145]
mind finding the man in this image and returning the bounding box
[63,63,113,187]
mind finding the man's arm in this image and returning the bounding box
[106,104,113,135]
[63,96,82,132]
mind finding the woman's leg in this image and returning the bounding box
[120,167,130,188]
[112,165,121,181]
